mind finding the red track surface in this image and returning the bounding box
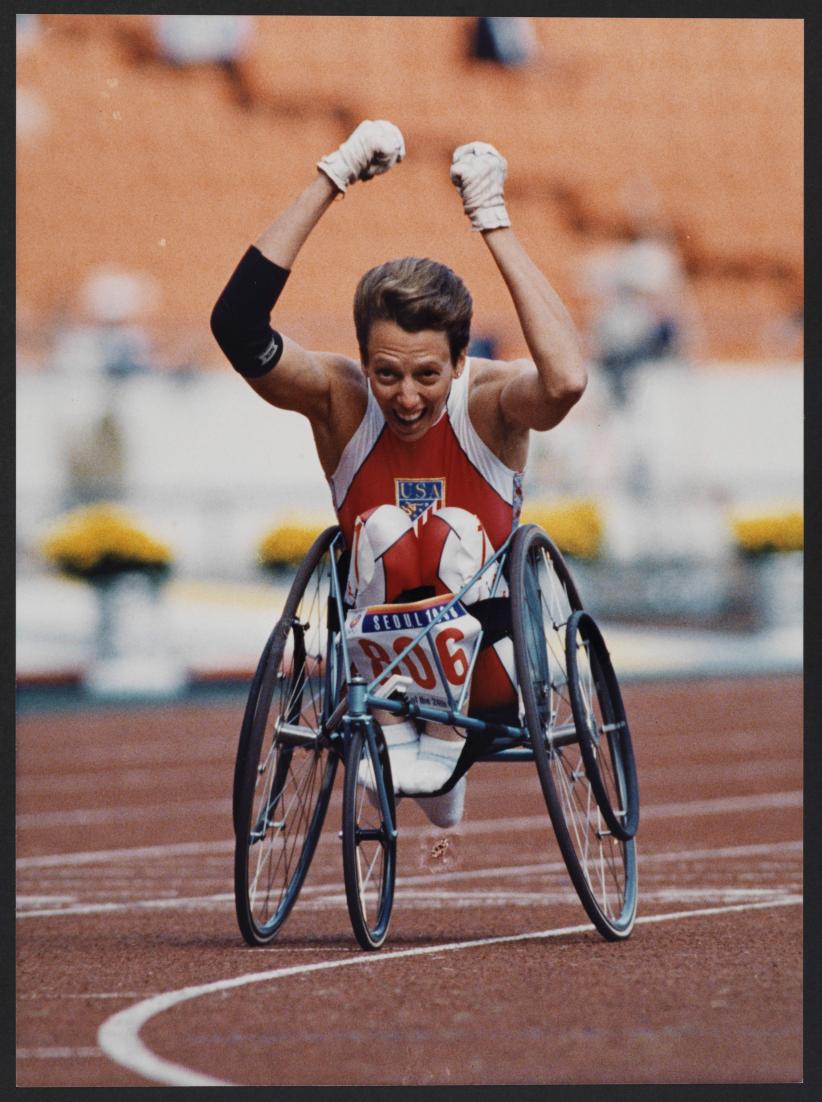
[16,675,802,1086]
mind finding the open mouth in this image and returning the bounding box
[392,410,425,428]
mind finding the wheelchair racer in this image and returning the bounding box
[211,120,586,828]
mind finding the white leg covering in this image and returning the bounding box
[346,505,415,607]
[399,731,463,795]
[357,719,419,797]
[414,775,467,829]
[425,507,506,604]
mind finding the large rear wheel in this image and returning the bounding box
[509,524,637,940]
[566,610,639,841]
[234,527,344,945]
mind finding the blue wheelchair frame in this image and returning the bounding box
[236,519,638,950]
[321,524,575,841]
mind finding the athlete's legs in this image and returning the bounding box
[416,505,501,604]
[346,505,510,823]
[346,505,421,792]
[345,504,420,607]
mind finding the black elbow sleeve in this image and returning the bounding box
[210,246,290,377]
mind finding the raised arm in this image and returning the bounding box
[210,120,406,422]
[450,142,587,432]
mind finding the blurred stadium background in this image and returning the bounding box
[16,14,803,692]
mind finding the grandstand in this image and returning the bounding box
[17,15,802,366]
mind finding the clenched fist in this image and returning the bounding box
[317,119,406,193]
[450,141,511,232]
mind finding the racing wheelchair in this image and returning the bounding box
[233,522,639,950]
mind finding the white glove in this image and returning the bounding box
[317,119,405,193]
[450,141,511,232]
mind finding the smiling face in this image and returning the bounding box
[364,320,465,442]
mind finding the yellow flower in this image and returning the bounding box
[729,508,803,556]
[257,516,330,569]
[521,498,604,560]
[39,503,173,580]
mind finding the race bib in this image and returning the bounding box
[345,593,481,707]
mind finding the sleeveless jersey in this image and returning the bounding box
[329,358,524,549]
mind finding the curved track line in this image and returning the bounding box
[97,896,802,1087]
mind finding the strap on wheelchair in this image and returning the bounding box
[327,548,351,635]
[468,597,513,649]
[429,697,521,793]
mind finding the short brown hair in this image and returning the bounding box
[353,257,472,365]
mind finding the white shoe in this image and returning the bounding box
[414,775,466,828]
[357,720,419,796]
[398,732,464,796]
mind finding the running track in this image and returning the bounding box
[16,675,802,1086]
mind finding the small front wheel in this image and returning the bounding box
[341,725,396,950]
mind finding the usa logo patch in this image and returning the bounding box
[395,478,446,520]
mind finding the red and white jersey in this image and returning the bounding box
[329,358,524,549]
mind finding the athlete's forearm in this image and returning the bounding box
[255,172,339,269]
[482,227,587,403]
[210,173,338,377]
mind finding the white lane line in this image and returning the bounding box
[17,841,234,869]
[18,992,163,1000]
[15,788,804,863]
[640,791,802,818]
[296,886,804,912]
[16,881,805,919]
[15,799,230,829]
[18,1046,101,1060]
[17,895,77,906]
[16,839,803,919]
[16,834,803,877]
[97,895,803,1088]
[16,893,234,919]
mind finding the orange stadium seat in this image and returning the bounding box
[16,15,802,363]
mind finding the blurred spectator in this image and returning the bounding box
[55,265,159,379]
[16,87,51,143]
[52,266,160,507]
[582,218,702,406]
[586,238,680,405]
[467,334,498,359]
[762,303,804,360]
[124,15,257,111]
[64,407,126,506]
[16,13,41,55]
[470,17,538,68]
[17,16,51,143]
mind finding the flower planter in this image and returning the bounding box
[39,502,183,697]
[84,570,185,698]
[747,550,803,632]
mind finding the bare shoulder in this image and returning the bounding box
[468,356,535,415]
[311,352,368,470]
[468,355,534,392]
[466,356,533,468]
[316,351,366,387]
[319,352,367,415]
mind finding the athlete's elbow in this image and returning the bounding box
[560,362,588,406]
[210,297,252,367]
[547,362,588,411]
[528,368,587,430]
